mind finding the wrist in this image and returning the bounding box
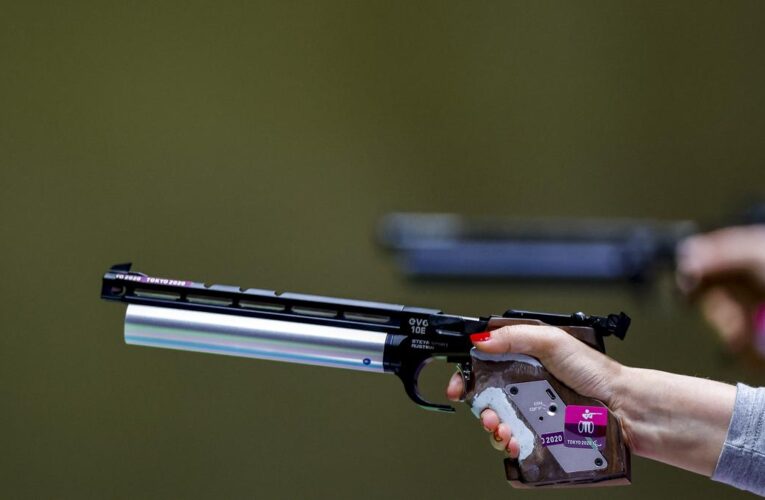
[605,366,736,475]
[606,365,641,453]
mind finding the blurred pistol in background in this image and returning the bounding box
[102,263,631,488]
[377,204,765,283]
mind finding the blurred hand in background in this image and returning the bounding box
[677,225,765,355]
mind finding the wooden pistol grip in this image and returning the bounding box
[465,318,630,488]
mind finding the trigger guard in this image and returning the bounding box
[396,357,455,413]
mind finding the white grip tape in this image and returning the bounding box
[470,387,535,461]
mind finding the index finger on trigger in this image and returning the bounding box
[446,371,465,401]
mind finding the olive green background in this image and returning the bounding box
[2,1,764,498]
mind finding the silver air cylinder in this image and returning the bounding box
[124,304,389,372]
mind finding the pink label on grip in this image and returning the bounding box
[563,405,607,449]
[756,304,765,333]
[755,304,765,356]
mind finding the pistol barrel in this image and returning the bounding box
[125,304,389,372]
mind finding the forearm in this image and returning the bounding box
[610,366,736,476]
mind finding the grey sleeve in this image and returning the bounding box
[712,383,765,496]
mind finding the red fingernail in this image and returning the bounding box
[470,331,492,343]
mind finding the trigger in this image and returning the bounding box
[396,358,455,413]
[455,362,472,402]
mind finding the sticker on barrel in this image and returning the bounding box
[563,405,607,450]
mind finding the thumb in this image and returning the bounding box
[699,286,751,352]
[471,324,577,365]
